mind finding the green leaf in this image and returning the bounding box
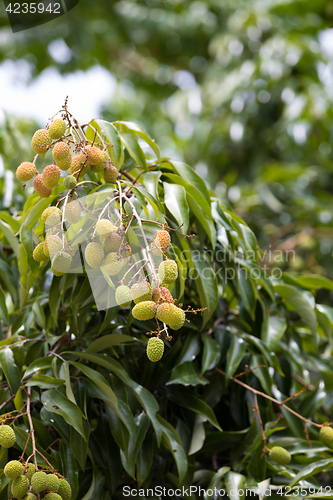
[0,219,19,257]
[285,274,333,291]
[21,226,40,276]
[87,334,137,353]
[168,389,222,431]
[41,389,86,440]
[262,315,287,351]
[95,119,123,169]
[201,335,221,375]
[157,415,188,485]
[225,472,246,500]
[0,348,21,393]
[23,356,53,377]
[120,413,150,479]
[70,427,88,472]
[0,287,9,325]
[191,252,218,326]
[167,160,211,205]
[167,361,209,386]
[238,269,257,319]
[164,182,189,233]
[116,120,161,160]
[274,284,317,335]
[189,415,206,455]
[26,374,64,389]
[225,336,246,381]
[118,131,147,170]
[289,459,333,487]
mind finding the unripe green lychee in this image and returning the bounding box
[46,473,60,491]
[147,337,164,362]
[33,175,53,198]
[44,493,62,500]
[52,142,70,162]
[55,154,72,171]
[115,285,132,307]
[31,129,52,154]
[156,303,185,329]
[132,301,157,321]
[68,155,87,176]
[41,207,62,226]
[22,494,37,500]
[158,259,178,285]
[25,462,36,481]
[91,163,105,173]
[42,164,61,188]
[31,471,48,492]
[0,425,16,448]
[58,478,72,500]
[320,426,333,444]
[96,219,117,236]
[103,252,124,275]
[51,266,63,277]
[64,201,81,224]
[44,235,62,258]
[101,233,122,252]
[131,281,152,304]
[4,460,23,479]
[63,175,77,190]
[80,146,106,166]
[52,252,72,274]
[269,446,291,466]
[11,475,29,498]
[152,286,174,304]
[104,164,118,183]
[85,242,104,268]
[16,162,37,182]
[48,119,66,140]
[151,230,171,255]
[33,242,48,262]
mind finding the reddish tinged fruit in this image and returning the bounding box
[104,164,118,183]
[16,162,36,181]
[33,175,53,198]
[52,141,70,161]
[31,129,52,154]
[69,154,87,176]
[152,286,174,304]
[80,146,107,166]
[151,230,171,255]
[56,153,72,171]
[42,164,61,188]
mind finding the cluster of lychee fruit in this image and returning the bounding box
[0,425,71,499]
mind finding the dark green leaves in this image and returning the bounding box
[41,389,86,439]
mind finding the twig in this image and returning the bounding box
[27,387,38,470]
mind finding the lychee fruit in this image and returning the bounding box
[80,145,106,166]
[151,230,171,255]
[63,175,77,190]
[85,242,104,268]
[158,259,178,285]
[320,426,333,444]
[156,303,185,329]
[52,142,70,162]
[0,424,16,448]
[91,163,106,173]
[16,162,37,182]
[42,164,61,188]
[4,460,23,479]
[104,164,118,183]
[22,494,37,500]
[52,252,72,274]
[33,175,53,198]
[25,462,36,481]
[44,493,62,500]
[58,478,72,500]
[41,206,62,226]
[146,337,164,362]
[31,471,48,492]
[69,155,87,176]
[120,243,132,262]
[131,281,152,304]
[31,129,52,154]
[64,200,81,224]
[96,219,117,236]
[51,266,63,277]
[45,473,60,491]
[11,475,29,498]
[33,242,48,262]
[56,154,72,171]
[152,286,173,304]
[269,446,291,466]
[115,285,132,308]
[48,119,66,140]
[43,235,62,258]
[101,233,122,252]
[103,252,124,275]
[132,301,157,321]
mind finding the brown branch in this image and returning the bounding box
[27,387,38,470]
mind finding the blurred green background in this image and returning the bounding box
[1,0,333,276]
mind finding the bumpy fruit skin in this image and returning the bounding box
[104,164,118,183]
[11,475,30,498]
[151,230,171,255]
[320,426,333,444]
[115,285,132,307]
[132,301,157,321]
[51,266,63,277]
[52,142,70,161]
[23,494,37,500]
[16,162,36,181]
[48,119,66,140]
[0,425,16,448]
[41,207,62,226]
[31,471,48,492]
[25,463,36,481]
[44,235,62,258]
[63,175,77,190]
[85,242,104,268]
[80,146,106,166]
[103,252,124,275]
[64,201,81,224]
[269,446,291,466]
[156,303,185,329]
[158,259,178,285]
[31,129,52,154]
[96,219,117,236]
[69,155,86,176]
[147,337,164,362]
[120,243,132,262]
[52,252,72,274]
[91,163,105,173]
[4,460,24,479]
[33,175,53,198]
[42,164,61,188]
[46,473,60,491]
[56,154,72,171]
[101,233,122,252]
[33,242,48,262]
[152,286,173,304]
[44,494,62,500]
[131,281,153,304]
[58,478,72,500]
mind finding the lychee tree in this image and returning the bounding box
[1,102,333,498]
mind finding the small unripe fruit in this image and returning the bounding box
[63,175,77,190]
[25,462,36,481]
[52,252,72,274]
[147,337,164,362]
[115,285,132,307]
[31,129,52,154]
[101,233,122,252]
[104,164,118,183]
[23,494,37,500]
[80,145,106,166]
[320,426,333,444]
[52,142,70,162]
[4,460,23,479]
[151,230,171,255]
[103,252,124,275]
[269,446,291,466]
[152,286,173,304]
[16,162,37,181]
[91,163,105,173]
[44,493,62,500]
[33,242,48,262]
[158,259,178,285]
[69,155,87,176]
[132,301,157,321]
[0,425,16,448]
[33,175,53,198]
[11,475,29,498]
[56,154,72,171]
[44,235,62,258]
[58,479,72,500]
[48,119,66,140]
[85,242,104,268]
[64,200,81,224]
[46,473,60,491]
[96,219,117,236]
[156,303,185,329]
[42,164,61,188]
[41,207,62,226]
[31,471,48,492]
[131,281,152,304]
[51,266,63,277]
